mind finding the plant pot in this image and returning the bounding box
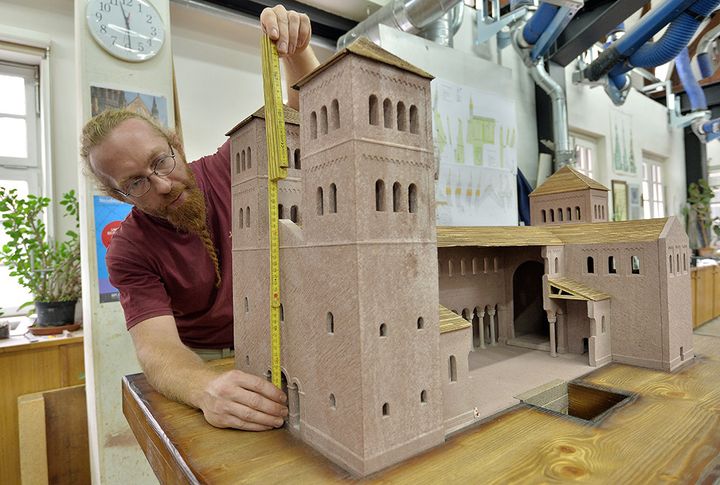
[35,300,77,327]
[698,247,716,258]
[0,322,8,339]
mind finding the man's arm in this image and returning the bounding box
[260,5,320,110]
[129,315,288,431]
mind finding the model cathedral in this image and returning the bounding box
[227,38,693,476]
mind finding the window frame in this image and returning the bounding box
[570,132,597,180]
[641,155,666,219]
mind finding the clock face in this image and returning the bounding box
[85,0,166,62]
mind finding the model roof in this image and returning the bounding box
[293,36,434,89]
[530,165,609,197]
[225,105,300,136]
[547,277,610,301]
[437,218,671,247]
[439,306,471,334]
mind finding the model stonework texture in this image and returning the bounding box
[229,38,693,477]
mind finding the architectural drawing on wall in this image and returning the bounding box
[629,183,641,220]
[90,85,168,127]
[610,109,636,175]
[432,78,518,226]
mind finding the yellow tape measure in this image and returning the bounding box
[261,34,288,389]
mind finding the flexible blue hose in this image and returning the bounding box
[523,3,560,45]
[609,0,720,77]
[677,47,708,110]
[697,52,714,78]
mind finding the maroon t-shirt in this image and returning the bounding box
[106,141,233,349]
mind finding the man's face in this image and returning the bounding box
[89,118,204,231]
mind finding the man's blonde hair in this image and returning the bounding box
[80,109,180,195]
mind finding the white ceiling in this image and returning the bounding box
[295,0,387,22]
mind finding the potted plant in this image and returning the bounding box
[684,179,717,257]
[0,188,81,326]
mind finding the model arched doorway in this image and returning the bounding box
[510,260,549,349]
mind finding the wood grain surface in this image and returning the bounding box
[124,334,720,484]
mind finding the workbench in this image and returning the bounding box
[123,332,720,484]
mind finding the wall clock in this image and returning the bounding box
[85,0,166,62]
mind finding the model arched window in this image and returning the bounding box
[576,206,581,220]
[550,209,555,222]
[316,187,324,215]
[393,182,401,212]
[493,257,499,272]
[608,256,617,274]
[541,210,546,223]
[382,402,390,416]
[330,99,339,130]
[244,297,249,313]
[329,183,337,213]
[375,179,385,211]
[241,149,246,171]
[247,146,252,169]
[278,204,284,219]
[420,390,428,403]
[235,152,241,174]
[310,111,317,139]
[631,255,640,274]
[676,254,680,274]
[369,95,379,125]
[329,393,336,409]
[554,257,559,273]
[408,183,417,213]
[383,98,393,128]
[410,104,419,134]
[246,206,250,227]
[449,355,457,382]
[290,205,299,223]
[397,101,407,131]
[320,105,328,135]
[683,253,687,272]
[558,208,564,221]
[601,316,606,333]
[472,257,479,274]
[379,323,387,337]
[448,260,454,277]
[327,312,334,334]
[239,208,244,228]
[460,259,466,276]
[587,256,594,273]
[669,255,673,273]
[417,317,424,329]
[294,148,301,169]
[567,207,571,221]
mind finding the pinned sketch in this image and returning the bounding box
[610,110,636,175]
[91,85,168,127]
[432,78,518,226]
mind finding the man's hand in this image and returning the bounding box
[260,5,311,58]
[200,369,288,431]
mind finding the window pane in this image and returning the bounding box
[0,74,26,115]
[0,117,28,157]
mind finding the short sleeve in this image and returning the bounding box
[107,247,173,329]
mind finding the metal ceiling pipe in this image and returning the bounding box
[420,2,464,47]
[337,0,463,49]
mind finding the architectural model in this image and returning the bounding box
[229,38,693,477]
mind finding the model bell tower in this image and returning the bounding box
[292,38,443,476]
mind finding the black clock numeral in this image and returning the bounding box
[95,12,102,21]
[100,24,108,34]
[138,2,143,13]
[150,26,157,36]
[125,0,134,7]
[147,38,153,46]
[111,35,117,45]
[99,2,111,12]
[138,43,145,52]
[146,14,153,23]
[109,0,118,6]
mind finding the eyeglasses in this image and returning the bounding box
[115,145,177,198]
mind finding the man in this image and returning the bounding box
[81,6,319,431]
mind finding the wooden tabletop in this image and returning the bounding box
[123,334,720,484]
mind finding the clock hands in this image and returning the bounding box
[119,1,132,50]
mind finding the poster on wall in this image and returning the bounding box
[90,85,168,127]
[93,196,132,303]
[612,180,629,221]
[610,110,637,175]
[432,78,518,226]
[628,183,641,220]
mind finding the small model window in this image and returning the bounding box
[320,105,328,135]
[379,323,387,337]
[246,206,250,227]
[417,317,424,330]
[393,182,402,212]
[290,205,299,223]
[242,149,246,171]
[420,390,428,403]
[567,207,572,221]
[235,152,241,174]
[329,393,336,409]
[294,148,301,169]
[669,255,673,274]
[554,257,559,273]
[541,210,546,223]
[383,98,393,128]
[448,260,454,277]
[449,355,457,382]
[397,101,407,131]
[279,304,284,323]
[278,204,284,219]
[472,257,479,274]
[484,257,489,273]
[310,111,317,139]
[676,254,680,274]
[369,95,379,125]
[558,208,564,222]
[608,256,617,274]
[239,208,244,229]
[330,99,340,130]
[587,256,594,273]
[382,402,390,416]
[317,187,324,216]
[244,297,249,313]
[329,184,337,213]
[375,180,385,211]
[576,206,581,220]
[601,316,606,333]
[550,209,555,222]
[631,256,640,274]
[327,312,334,334]
[410,105,419,134]
[683,253,687,272]
[408,183,417,213]
[493,257,499,272]
[460,259,466,276]
[462,308,470,320]
[247,146,251,169]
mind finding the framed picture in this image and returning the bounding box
[612,180,629,221]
